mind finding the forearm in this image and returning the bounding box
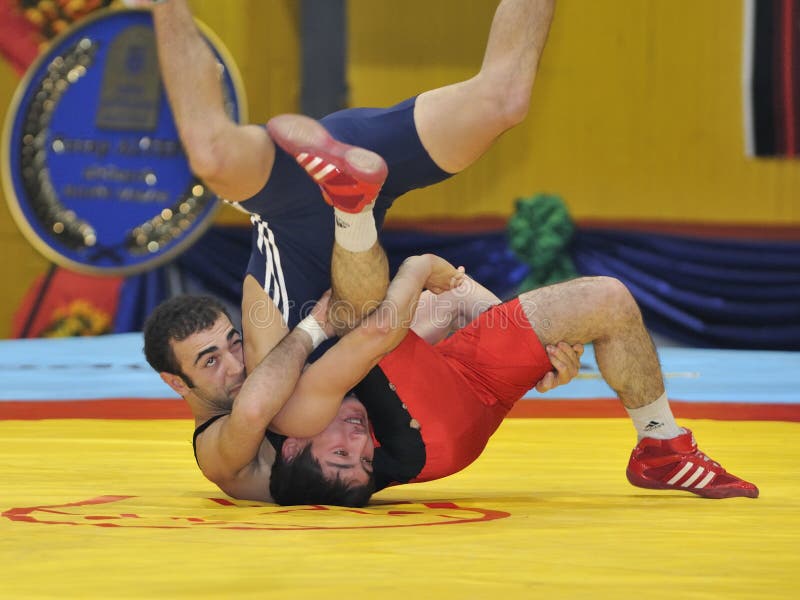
[268,258,434,437]
[379,255,434,332]
[235,328,314,426]
[273,324,395,438]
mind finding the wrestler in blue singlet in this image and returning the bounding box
[237,97,450,330]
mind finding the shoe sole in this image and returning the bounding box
[266,114,388,186]
[626,470,759,499]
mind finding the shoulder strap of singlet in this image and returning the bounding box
[193,415,285,466]
[265,430,286,453]
[192,413,227,464]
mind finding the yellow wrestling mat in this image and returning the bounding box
[1,418,797,599]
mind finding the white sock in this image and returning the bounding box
[333,205,377,252]
[625,392,684,440]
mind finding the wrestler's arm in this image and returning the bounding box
[196,283,336,491]
[150,0,274,201]
[269,255,463,436]
[222,255,460,439]
[236,279,345,439]
[195,324,316,493]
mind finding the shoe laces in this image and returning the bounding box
[690,449,722,472]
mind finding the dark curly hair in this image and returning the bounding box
[143,295,233,383]
[270,444,375,507]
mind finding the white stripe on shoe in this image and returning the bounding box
[667,462,694,485]
[313,164,336,181]
[694,472,716,489]
[681,466,706,488]
[305,157,323,172]
[295,153,341,182]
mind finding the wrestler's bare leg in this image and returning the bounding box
[517,276,663,409]
[415,0,555,173]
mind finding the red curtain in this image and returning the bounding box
[0,0,41,74]
[2,0,123,338]
[12,268,124,338]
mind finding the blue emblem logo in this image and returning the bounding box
[2,8,246,275]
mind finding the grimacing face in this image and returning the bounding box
[168,315,246,407]
[307,396,375,487]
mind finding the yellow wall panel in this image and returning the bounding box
[0,58,49,338]
[349,0,800,224]
[191,0,300,122]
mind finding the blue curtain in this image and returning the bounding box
[113,226,526,333]
[115,224,800,350]
[572,229,800,350]
[113,227,248,333]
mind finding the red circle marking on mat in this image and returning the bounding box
[2,495,510,530]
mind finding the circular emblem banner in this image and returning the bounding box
[1,8,246,276]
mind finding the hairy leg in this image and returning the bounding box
[414,0,555,173]
[519,278,759,500]
[518,277,665,408]
[329,241,389,336]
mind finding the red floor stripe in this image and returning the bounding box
[0,399,192,420]
[507,399,800,421]
[1,398,798,422]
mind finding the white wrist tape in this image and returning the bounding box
[296,315,328,349]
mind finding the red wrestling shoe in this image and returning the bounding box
[626,429,759,499]
[267,114,388,213]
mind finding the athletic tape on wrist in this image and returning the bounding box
[296,315,328,349]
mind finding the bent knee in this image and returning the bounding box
[481,89,530,132]
[473,73,532,129]
[184,139,224,184]
[587,276,639,318]
[500,90,531,128]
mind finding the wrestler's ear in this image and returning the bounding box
[281,438,307,461]
[160,372,190,397]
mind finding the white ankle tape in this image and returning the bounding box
[296,315,328,349]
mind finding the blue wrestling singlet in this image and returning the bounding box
[236,97,451,330]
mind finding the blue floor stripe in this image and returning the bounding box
[0,334,798,404]
[0,334,173,401]
[525,346,800,404]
